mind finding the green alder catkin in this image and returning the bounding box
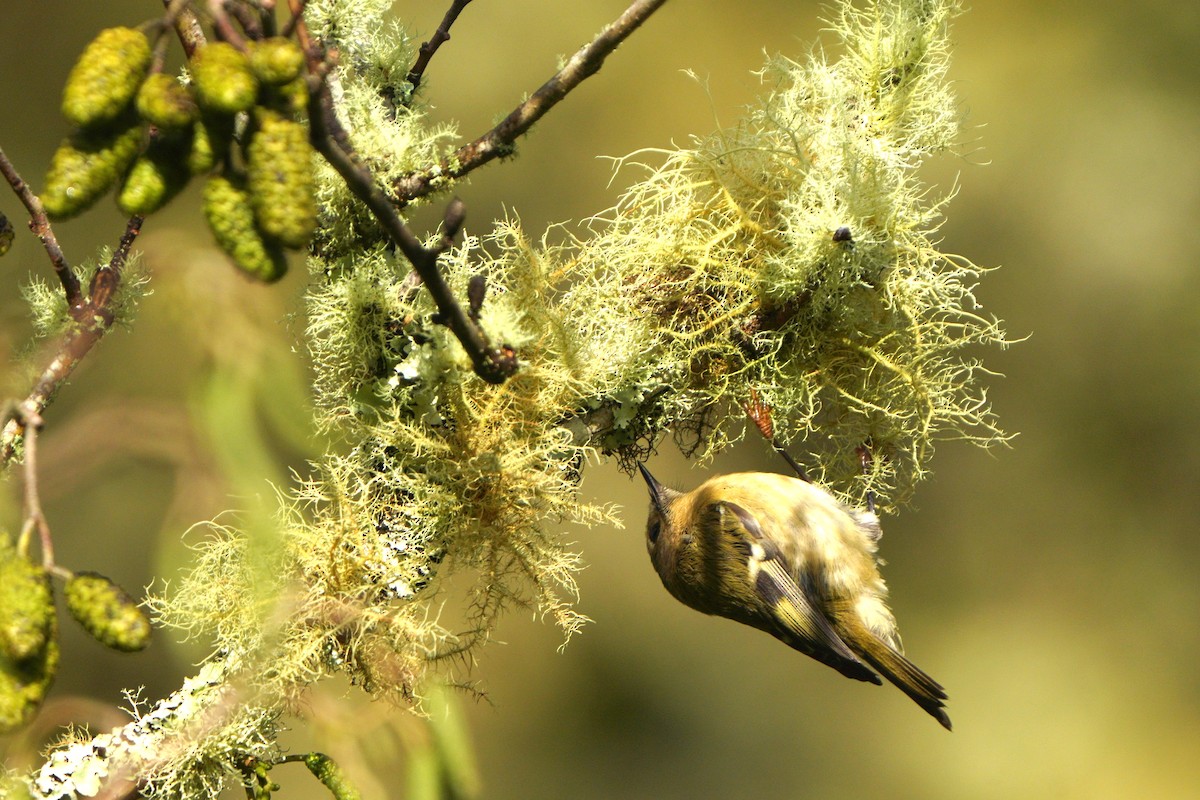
[116,137,193,216]
[259,76,309,116]
[40,115,145,220]
[61,27,151,128]
[136,73,199,130]
[304,753,363,800]
[246,109,317,249]
[0,544,53,664]
[248,37,306,86]
[0,636,58,734]
[203,175,289,282]
[0,213,12,257]
[188,113,234,175]
[64,572,152,652]
[189,41,259,115]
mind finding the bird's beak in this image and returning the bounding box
[637,462,667,516]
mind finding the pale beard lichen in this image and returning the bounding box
[34,2,1006,797]
[576,0,1007,502]
[295,0,1003,701]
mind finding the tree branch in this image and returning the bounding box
[405,0,474,94]
[393,0,670,205]
[162,0,206,57]
[0,147,83,313]
[293,7,518,385]
[0,217,144,465]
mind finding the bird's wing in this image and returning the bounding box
[715,501,881,685]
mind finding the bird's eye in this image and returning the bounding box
[647,519,661,544]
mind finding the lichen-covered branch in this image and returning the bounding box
[300,56,516,383]
[161,0,207,57]
[13,1,1007,797]
[0,217,144,465]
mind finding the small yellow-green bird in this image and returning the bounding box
[638,465,951,730]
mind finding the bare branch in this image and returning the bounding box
[0,147,83,312]
[208,0,249,49]
[393,0,670,205]
[405,0,474,94]
[222,0,265,41]
[12,405,57,569]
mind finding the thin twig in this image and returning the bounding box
[0,217,145,465]
[393,0,670,205]
[293,5,517,384]
[0,147,83,312]
[163,0,207,57]
[405,0,474,93]
[13,405,56,568]
[208,0,248,49]
[280,0,309,39]
[743,388,810,481]
[856,443,877,514]
[224,0,265,41]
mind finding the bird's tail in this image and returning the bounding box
[855,635,952,731]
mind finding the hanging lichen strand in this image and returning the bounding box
[582,0,1007,499]
[156,0,1001,725]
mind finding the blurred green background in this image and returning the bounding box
[2,1,1198,798]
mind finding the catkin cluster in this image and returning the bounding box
[41,26,316,283]
[0,537,150,733]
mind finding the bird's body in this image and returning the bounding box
[639,467,951,730]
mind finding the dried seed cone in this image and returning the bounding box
[0,631,58,734]
[64,572,151,653]
[247,109,316,249]
[203,175,288,282]
[41,116,144,220]
[61,27,151,128]
[117,133,192,215]
[0,543,53,664]
[190,41,259,115]
[248,37,306,86]
[136,73,199,130]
